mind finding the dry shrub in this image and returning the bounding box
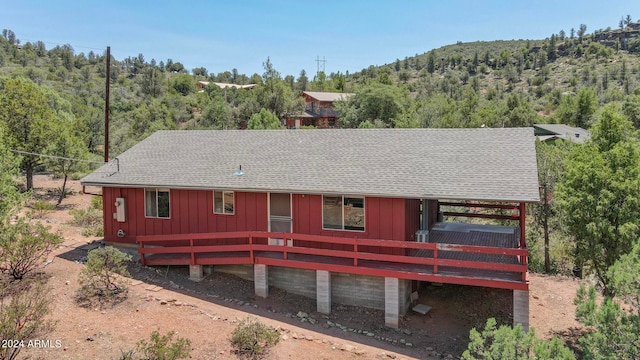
[230,317,280,359]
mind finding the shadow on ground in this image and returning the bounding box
[56,241,513,359]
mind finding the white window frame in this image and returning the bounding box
[322,195,365,232]
[213,190,235,215]
[144,188,170,219]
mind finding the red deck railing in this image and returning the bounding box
[137,231,529,290]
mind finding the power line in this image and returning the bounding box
[17,38,105,52]
[10,149,106,165]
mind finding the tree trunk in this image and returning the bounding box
[25,165,34,191]
[596,266,612,297]
[543,186,551,273]
[57,174,68,206]
[543,218,551,273]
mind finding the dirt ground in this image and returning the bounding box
[10,175,587,360]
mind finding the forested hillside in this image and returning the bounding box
[1,19,640,158]
[342,22,640,128]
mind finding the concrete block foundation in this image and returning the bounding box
[254,264,269,298]
[513,289,529,331]
[316,270,331,314]
[385,277,401,328]
[188,265,204,282]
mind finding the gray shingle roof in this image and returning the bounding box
[81,128,540,202]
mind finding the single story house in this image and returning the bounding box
[196,81,256,92]
[81,128,539,329]
[286,91,353,129]
[533,123,590,143]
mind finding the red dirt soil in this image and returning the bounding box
[10,175,586,360]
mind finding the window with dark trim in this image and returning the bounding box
[322,195,365,231]
[214,191,234,215]
[145,188,170,218]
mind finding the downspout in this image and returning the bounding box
[82,186,102,196]
[416,199,430,243]
[83,158,119,196]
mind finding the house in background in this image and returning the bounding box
[533,123,590,143]
[81,128,539,329]
[286,91,353,129]
[196,81,256,92]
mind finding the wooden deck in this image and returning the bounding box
[137,223,528,290]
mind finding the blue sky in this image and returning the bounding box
[1,1,637,78]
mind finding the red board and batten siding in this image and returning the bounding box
[404,198,421,243]
[103,188,268,243]
[103,188,421,254]
[292,195,420,255]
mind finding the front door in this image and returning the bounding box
[268,193,292,246]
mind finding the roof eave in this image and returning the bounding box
[80,181,539,203]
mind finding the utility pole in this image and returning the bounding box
[316,55,326,76]
[104,46,110,163]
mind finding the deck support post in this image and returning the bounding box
[513,289,529,331]
[203,265,214,276]
[385,277,401,328]
[254,264,269,298]
[189,265,204,282]
[316,270,331,314]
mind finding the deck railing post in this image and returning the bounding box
[433,244,438,274]
[249,232,254,263]
[354,237,358,267]
[190,238,195,265]
[522,250,528,282]
[283,233,288,260]
[139,240,146,266]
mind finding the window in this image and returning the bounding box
[145,188,170,218]
[214,191,234,214]
[322,196,365,231]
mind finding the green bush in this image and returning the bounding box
[70,172,87,180]
[574,241,640,359]
[90,195,103,210]
[230,318,280,359]
[133,330,191,360]
[69,207,102,227]
[462,318,575,359]
[0,280,57,360]
[526,226,575,275]
[0,217,62,280]
[32,199,56,211]
[69,207,102,236]
[29,199,56,218]
[77,246,131,305]
[81,226,103,237]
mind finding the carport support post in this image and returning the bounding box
[421,199,429,230]
[316,270,331,314]
[385,277,400,328]
[254,264,269,298]
[189,265,203,282]
[513,289,529,331]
